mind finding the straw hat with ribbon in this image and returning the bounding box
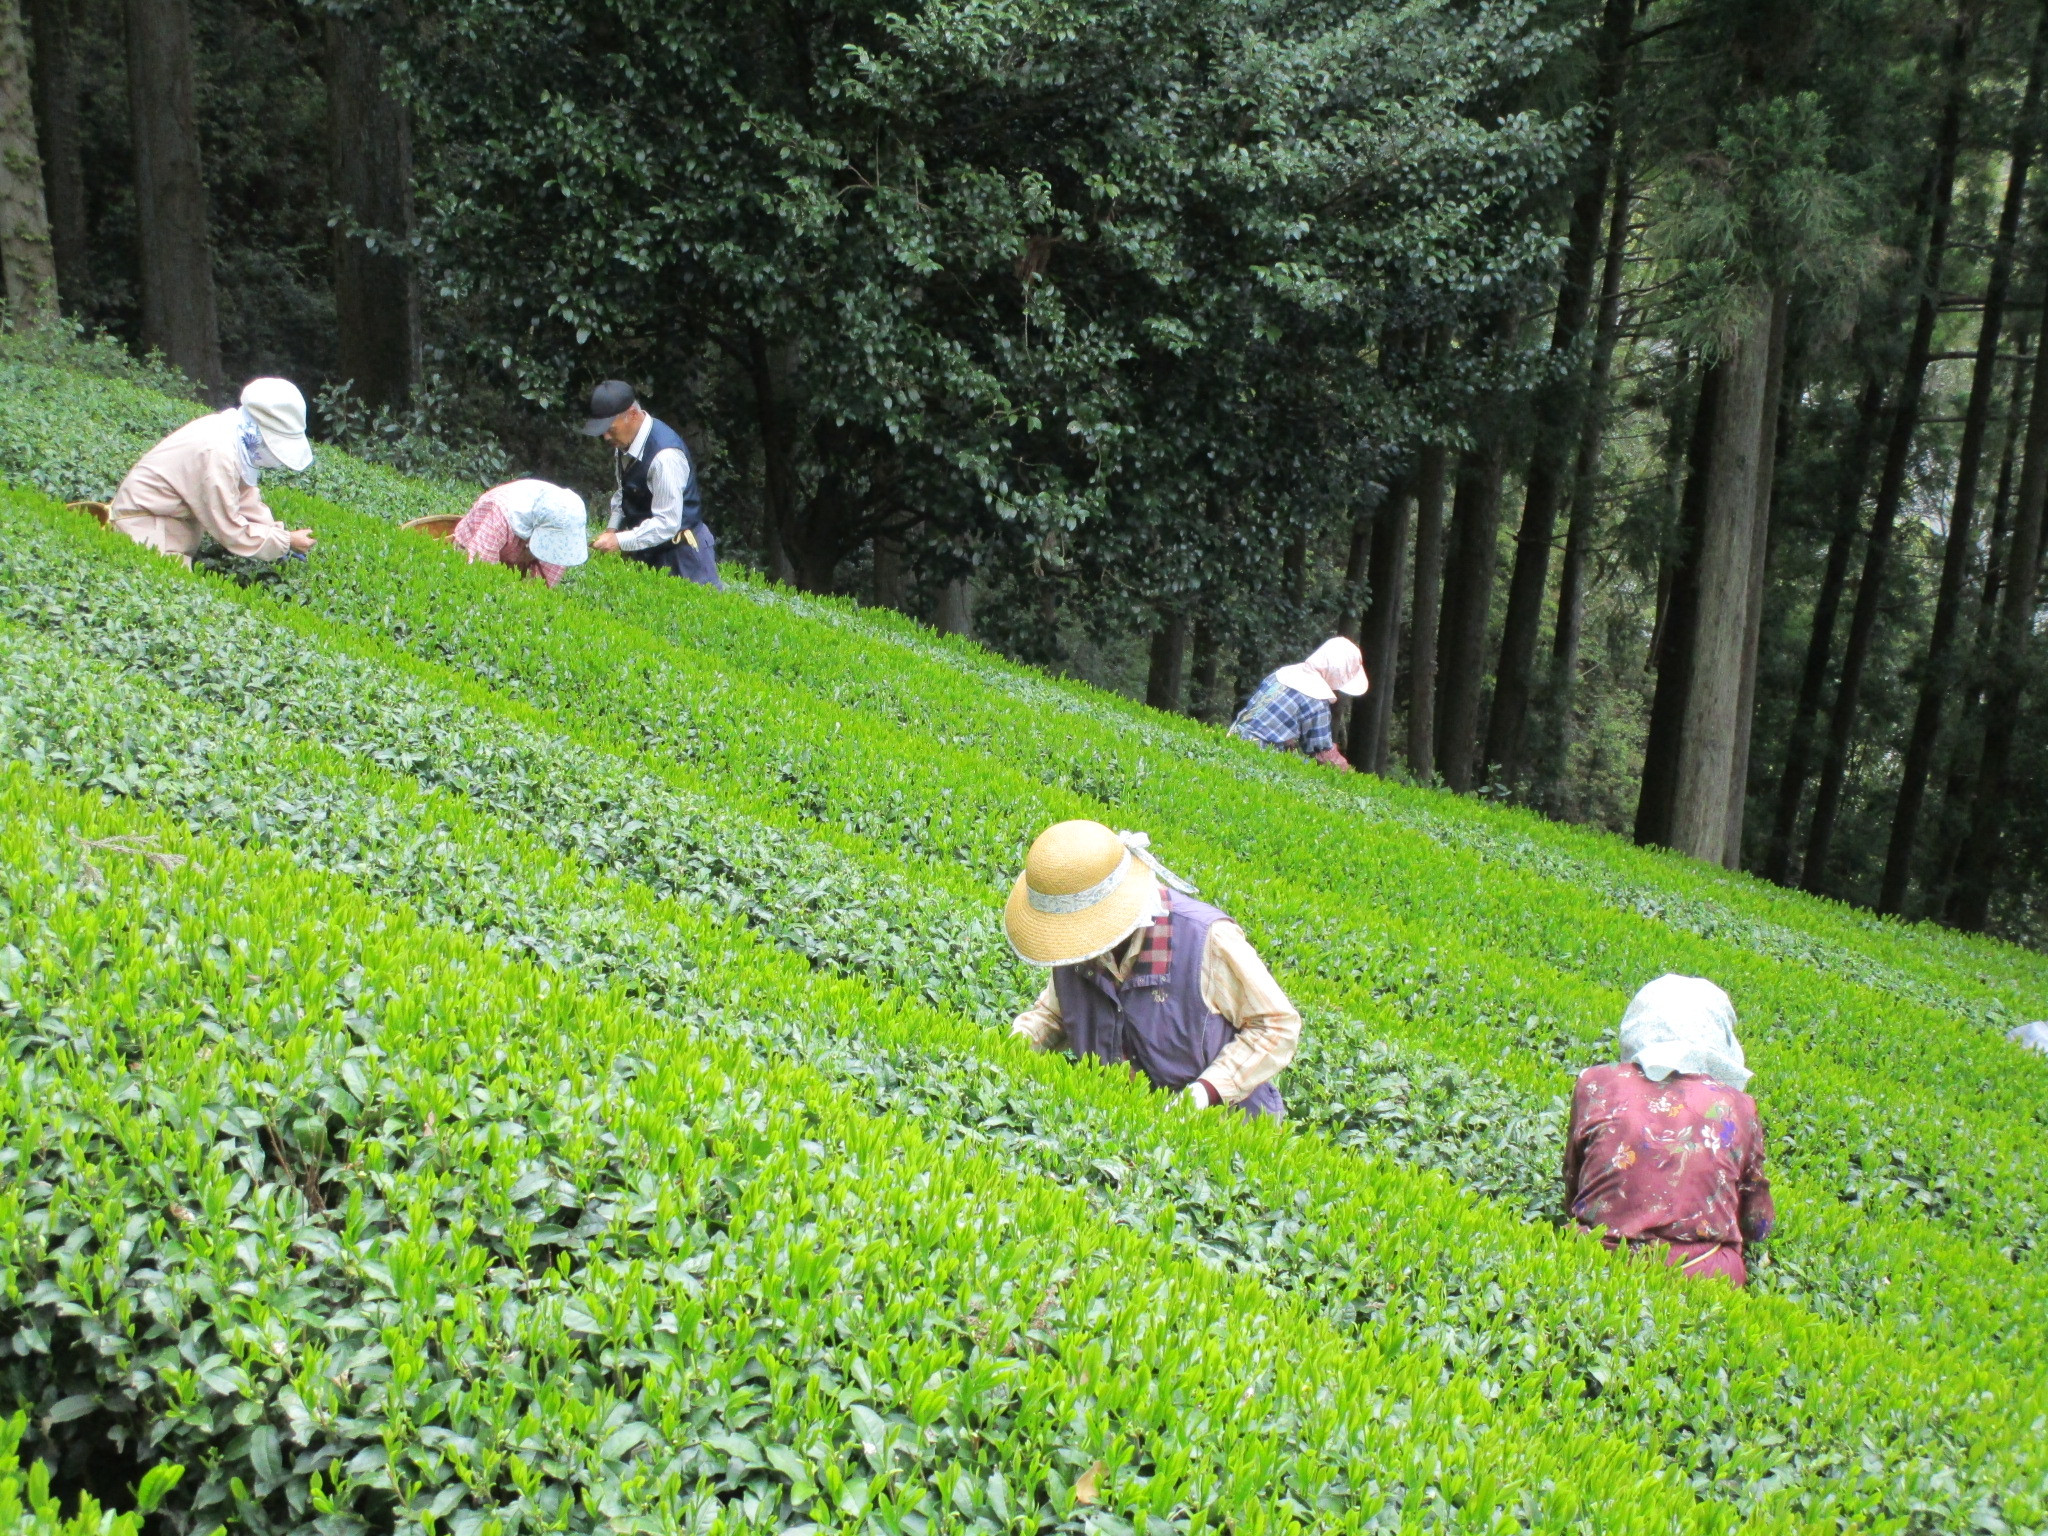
[1005,820,1199,966]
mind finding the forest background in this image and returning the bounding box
[2,0,2046,946]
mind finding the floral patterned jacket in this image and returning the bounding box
[1563,1061,1774,1285]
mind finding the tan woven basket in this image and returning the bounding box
[401,513,464,542]
[67,500,111,527]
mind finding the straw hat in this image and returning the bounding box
[1005,820,1179,966]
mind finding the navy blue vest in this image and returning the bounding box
[617,416,702,535]
[1050,894,1285,1119]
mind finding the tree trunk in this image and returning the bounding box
[1336,478,1381,641]
[1636,362,1723,847]
[1145,610,1189,711]
[1351,472,1413,772]
[1803,23,1969,895]
[1720,289,1791,869]
[1934,327,2038,895]
[1484,0,1633,787]
[1232,638,1266,720]
[1643,350,1698,677]
[1978,334,2029,623]
[24,0,81,307]
[126,0,220,391]
[1667,291,1774,862]
[1435,431,1510,792]
[1544,156,1634,800]
[747,331,801,585]
[871,530,905,610]
[1762,372,1883,884]
[1405,442,1449,778]
[935,576,973,637]
[327,7,419,408]
[0,0,55,327]
[1189,619,1221,721]
[1880,3,2045,913]
[1949,278,2048,930]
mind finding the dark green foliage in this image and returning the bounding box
[399,0,1569,609]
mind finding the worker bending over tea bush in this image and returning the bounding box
[450,479,590,587]
[1229,636,1367,768]
[109,378,316,565]
[1006,819,1298,1117]
[1564,974,1775,1285]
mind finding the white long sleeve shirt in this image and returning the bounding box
[607,414,695,554]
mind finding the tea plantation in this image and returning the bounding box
[3,354,2047,1533]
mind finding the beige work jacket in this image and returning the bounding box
[109,410,294,562]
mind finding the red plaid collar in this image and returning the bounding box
[1095,889,1172,985]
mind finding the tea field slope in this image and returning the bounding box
[6,764,1742,1535]
[7,479,2047,1376]
[3,357,2048,1531]
[0,509,2023,1536]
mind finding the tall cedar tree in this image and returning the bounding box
[1880,0,2048,912]
[1803,8,1972,894]
[125,0,222,391]
[0,0,55,325]
[1484,0,1633,787]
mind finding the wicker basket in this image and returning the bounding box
[67,500,111,527]
[401,513,464,542]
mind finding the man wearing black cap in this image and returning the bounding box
[582,380,722,589]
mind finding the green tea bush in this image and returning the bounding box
[7,364,2048,1529]
[0,766,1740,1536]
[3,487,2031,1359]
[313,376,511,491]
[0,361,466,529]
[3,495,2047,1530]
[692,574,2048,1023]
[0,1414,180,1536]
[158,477,2046,1302]
[0,324,201,399]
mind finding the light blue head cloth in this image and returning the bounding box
[1619,974,1750,1091]
[499,479,589,568]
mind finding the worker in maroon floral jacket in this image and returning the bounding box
[1563,974,1775,1285]
[1005,819,1299,1117]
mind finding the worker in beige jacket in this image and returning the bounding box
[1006,820,1300,1116]
[109,378,317,564]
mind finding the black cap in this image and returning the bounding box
[581,379,638,436]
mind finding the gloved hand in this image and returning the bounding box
[1181,1079,1220,1110]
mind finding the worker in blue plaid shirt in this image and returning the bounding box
[1229,636,1368,768]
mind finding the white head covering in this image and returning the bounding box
[1273,636,1369,702]
[498,479,589,568]
[2010,1022,2048,1055]
[238,378,314,471]
[1618,974,1751,1090]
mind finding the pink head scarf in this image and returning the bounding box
[1274,636,1368,702]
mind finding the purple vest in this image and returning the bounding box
[1051,894,1285,1119]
